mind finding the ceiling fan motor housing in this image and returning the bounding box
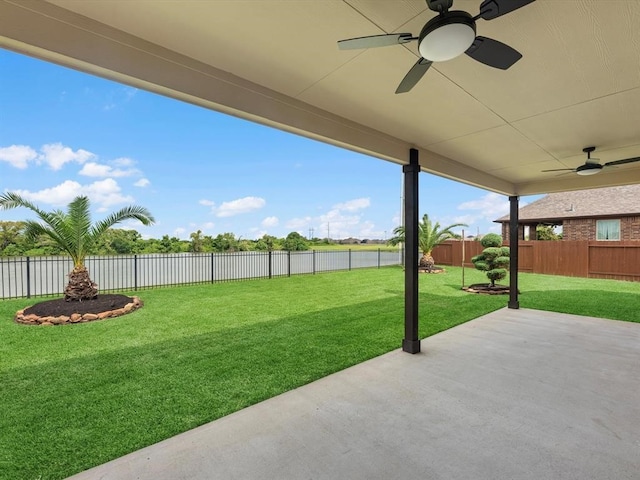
[418,11,476,62]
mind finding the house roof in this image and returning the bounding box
[495,184,640,223]
[1,1,640,196]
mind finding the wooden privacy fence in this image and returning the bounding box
[432,240,640,283]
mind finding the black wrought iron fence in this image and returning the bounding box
[0,249,401,299]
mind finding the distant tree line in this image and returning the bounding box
[0,221,328,256]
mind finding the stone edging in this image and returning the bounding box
[14,296,143,326]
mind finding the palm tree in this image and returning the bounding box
[388,213,467,271]
[0,193,154,301]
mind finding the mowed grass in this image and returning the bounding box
[1,266,638,480]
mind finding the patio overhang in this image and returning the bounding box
[1,0,640,196]
[2,0,639,353]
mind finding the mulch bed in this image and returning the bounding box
[16,294,142,325]
[23,294,133,316]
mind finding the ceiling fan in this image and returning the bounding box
[337,0,536,94]
[542,147,640,176]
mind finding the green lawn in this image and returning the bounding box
[1,266,638,480]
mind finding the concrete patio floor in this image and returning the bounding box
[68,308,640,480]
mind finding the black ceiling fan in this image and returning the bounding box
[542,147,640,176]
[337,0,536,94]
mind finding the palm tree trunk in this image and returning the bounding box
[64,266,98,301]
[419,252,434,272]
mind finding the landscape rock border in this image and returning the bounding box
[15,296,143,326]
[419,267,446,274]
[462,284,512,295]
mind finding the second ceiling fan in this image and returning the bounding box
[337,0,536,93]
[542,147,640,176]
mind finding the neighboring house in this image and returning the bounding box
[495,185,640,241]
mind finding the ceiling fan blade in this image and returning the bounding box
[604,156,640,167]
[465,36,522,70]
[477,0,536,21]
[338,33,414,50]
[395,58,433,94]
[541,168,576,173]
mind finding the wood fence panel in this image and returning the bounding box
[433,242,453,265]
[532,241,589,277]
[518,243,534,273]
[432,241,483,267]
[588,241,640,281]
[433,239,640,282]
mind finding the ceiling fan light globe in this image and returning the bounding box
[418,12,476,62]
[576,164,602,176]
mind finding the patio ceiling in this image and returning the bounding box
[1,0,640,196]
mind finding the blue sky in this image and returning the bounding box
[0,49,534,241]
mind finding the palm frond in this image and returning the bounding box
[89,205,155,244]
[2,192,155,268]
[387,213,467,255]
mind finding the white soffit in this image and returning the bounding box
[0,0,639,196]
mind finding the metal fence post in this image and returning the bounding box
[26,256,31,299]
[211,252,215,283]
[287,251,291,277]
[133,254,138,291]
[349,249,352,271]
[378,248,381,269]
[312,249,316,275]
[268,250,272,279]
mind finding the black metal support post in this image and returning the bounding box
[508,195,520,309]
[403,148,420,354]
[268,250,272,279]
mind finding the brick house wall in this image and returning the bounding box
[501,215,640,241]
[562,218,595,240]
[622,216,640,240]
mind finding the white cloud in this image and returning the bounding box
[13,178,133,209]
[285,198,376,239]
[286,216,312,230]
[457,192,510,218]
[332,197,370,212]
[0,145,38,169]
[113,157,135,167]
[78,161,139,178]
[134,178,150,187]
[199,199,215,207]
[39,143,94,170]
[78,162,112,177]
[103,87,138,111]
[14,180,83,206]
[215,196,265,217]
[90,178,134,207]
[261,216,279,227]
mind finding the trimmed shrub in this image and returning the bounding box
[472,234,510,287]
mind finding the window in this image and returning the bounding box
[596,219,620,240]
